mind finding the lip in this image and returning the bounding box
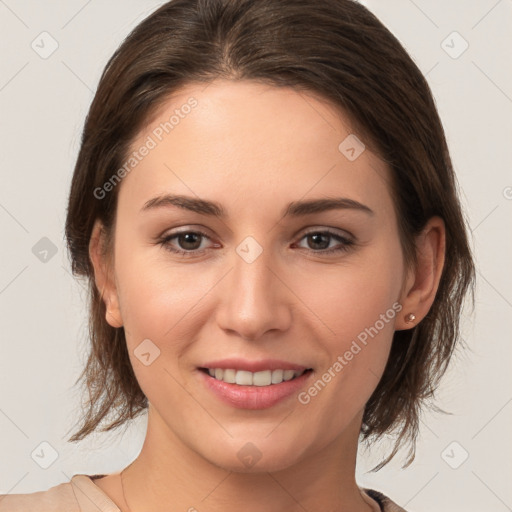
[199,358,309,373]
[197,367,313,410]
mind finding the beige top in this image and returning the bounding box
[0,473,406,511]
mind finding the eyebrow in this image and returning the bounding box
[141,194,375,218]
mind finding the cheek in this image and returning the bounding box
[113,234,214,342]
[297,234,403,343]
[296,236,403,400]
[112,246,208,404]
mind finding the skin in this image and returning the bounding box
[89,79,446,512]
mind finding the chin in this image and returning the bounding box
[201,434,309,474]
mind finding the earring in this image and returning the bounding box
[405,313,416,323]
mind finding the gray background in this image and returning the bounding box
[0,1,511,511]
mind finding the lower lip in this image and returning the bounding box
[198,369,313,410]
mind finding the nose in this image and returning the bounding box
[215,243,292,341]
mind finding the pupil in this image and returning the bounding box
[180,233,200,250]
[309,233,328,250]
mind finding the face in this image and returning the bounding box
[96,79,412,473]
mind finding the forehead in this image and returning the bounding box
[119,79,394,219]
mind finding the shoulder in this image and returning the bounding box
[363,488,408,512]
[0,479,78,512]
[0,474,119,512]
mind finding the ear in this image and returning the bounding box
[89,219,123,328]
[395,216,446,330]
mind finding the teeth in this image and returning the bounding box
[236,370,253,385]
[223,368,236,383]
[253,370,271,386]
[206,368,306,386]
[271,369,283,384]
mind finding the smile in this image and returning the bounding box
[201,368,310,386]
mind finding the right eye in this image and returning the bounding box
[158,229,217,257]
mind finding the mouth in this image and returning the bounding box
[199,367,313,386]
[196,358,314,409]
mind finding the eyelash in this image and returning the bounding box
[157,229,355,258]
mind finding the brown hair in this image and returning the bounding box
[64,0,476,469]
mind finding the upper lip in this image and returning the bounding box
[200,358,310,372]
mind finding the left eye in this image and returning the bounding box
[294,230,355,254]
[158,229,355,257]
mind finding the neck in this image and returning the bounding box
[121,407,373,512]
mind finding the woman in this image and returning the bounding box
[0,0,475,511]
